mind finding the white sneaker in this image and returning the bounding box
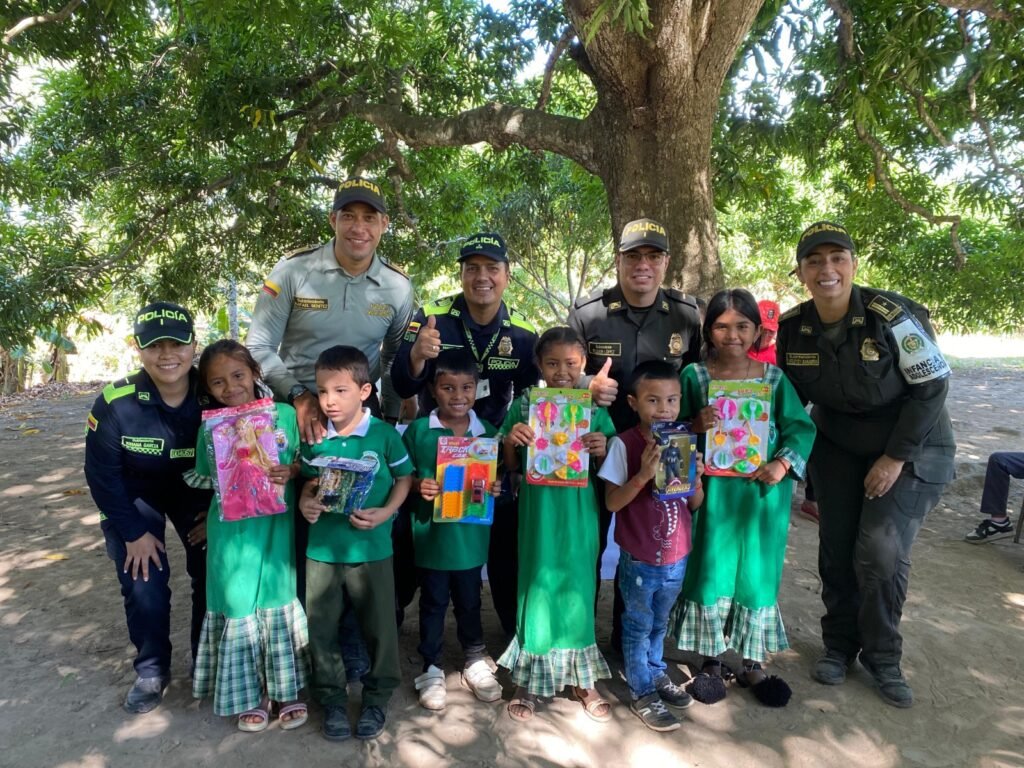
[461,658,501,702]
[414,665,447,710]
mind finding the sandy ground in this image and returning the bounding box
[1,367,1023,768]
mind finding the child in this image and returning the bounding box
[670,289,815,707]
[598,360,706,732]
[499,327,616,723]
[188,340,309,731]
[297,345,413,741]
[401,350,504,710]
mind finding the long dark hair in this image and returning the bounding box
[534,326,586,361]
[198,339,271,406]
[701,289,761,358]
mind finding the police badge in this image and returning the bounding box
[860,338,881,362]
[668,333,683,356]
[497,336,513,357]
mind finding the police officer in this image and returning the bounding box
[391,233,539,636]
[568,217,702,651]
[569,218,701,429]
[85,302,211,713]
[248,176,414,442]
[777,221,955,708]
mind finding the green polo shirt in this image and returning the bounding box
[300,409,413,563]
[402,410,497,571]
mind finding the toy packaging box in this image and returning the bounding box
[433,436,499,525]
[705,380,771,477]
[525,388,592,487]
[304,456,377,516]
[202,397,289,522]
[650,421,698,499]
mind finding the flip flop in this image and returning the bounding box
[277,701,308,730]
[507,693,537,722]
[572,687,612,723]
[237,699,271,733]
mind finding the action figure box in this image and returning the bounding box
[651,421,698,500]
[304,456,376,516]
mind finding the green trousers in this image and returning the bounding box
[306,557,400,708]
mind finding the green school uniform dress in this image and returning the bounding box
[299,409,414,562]
[496,389,616,696]
[190,402,310,716]
[402,409,497,572]
[670,363,816,662]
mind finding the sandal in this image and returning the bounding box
[573,687,612,723]
[507,689,537,722]
[237,699,270,733]
[736,661,792,708]
[686,659,729,705]
[276,700,308,730]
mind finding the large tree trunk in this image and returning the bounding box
[568,0,766,298]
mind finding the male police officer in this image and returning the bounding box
[391,233,539,636]
[248,176,414,442]
[568,218,702,651]
[569,218,702,430]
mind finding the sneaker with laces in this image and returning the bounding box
[860,659,913,708]
[654,676,694,709]
[630,692,680,732]
[965,518,1013,544]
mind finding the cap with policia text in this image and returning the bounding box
[619,218,669,253]
[332,176,388,214]
[796,221,855,262]
[134,302,194,348]
[458,232,508,263]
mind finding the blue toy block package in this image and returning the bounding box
[651,421,697,500]
[433,436,498,525]
[304,456,376,516]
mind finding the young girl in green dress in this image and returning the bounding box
[188,340,311,732]
[499,327,617,723]
[670,289,815,707]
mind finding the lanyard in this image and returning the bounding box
[461,319,501,372]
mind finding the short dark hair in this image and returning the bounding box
[314,345,371,386]
[628,359,679,396]
[433,349,479,382]
[702,289,761,349]
[534,326,586,361]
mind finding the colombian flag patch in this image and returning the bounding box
[262,280,281,298]
[87,413,98,432]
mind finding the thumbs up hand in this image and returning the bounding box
[589,356,619,406]
[411,314,443,367]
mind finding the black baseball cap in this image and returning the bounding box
[458,232,508,263]
[796,221,855,262]
[134,302,194,348]
[332,176,387,214]
[619,218,669,252]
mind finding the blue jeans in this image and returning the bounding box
[618,551,687,700]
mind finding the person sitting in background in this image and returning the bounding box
[964,451,1024,543]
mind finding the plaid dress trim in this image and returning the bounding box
[496,635,611,697]
[182,468,214,490]
[671,595,789,663]
[193,597,311,716]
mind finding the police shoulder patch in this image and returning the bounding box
[423,295,456,316]
[381,259,409,280]
[866,294,904,322]
[779,305,802,322]
[103,380,136,404]
[508,307,536,334]
[665,288,698,310]
[285,244,318,260]
[571,288,604,310]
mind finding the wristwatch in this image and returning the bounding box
[287,384,310,404]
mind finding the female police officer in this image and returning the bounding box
[85,302,211,713]
[777,222,955,708]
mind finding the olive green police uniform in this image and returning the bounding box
[777,285,955,671]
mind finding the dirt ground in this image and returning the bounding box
[1,367,1023,768]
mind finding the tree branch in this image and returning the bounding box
[536,27,576,111]
[3,0,83,46]
[348,100,596,173]
[934,0,1013,22]
[826,0,858,62]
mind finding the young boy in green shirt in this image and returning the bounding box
[298,345,413,741]
[401,350,503,711]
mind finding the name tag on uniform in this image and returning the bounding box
[786,353,819,366]
[476,379,491,399]
[589,341,621,357]
[293,297,328,310]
